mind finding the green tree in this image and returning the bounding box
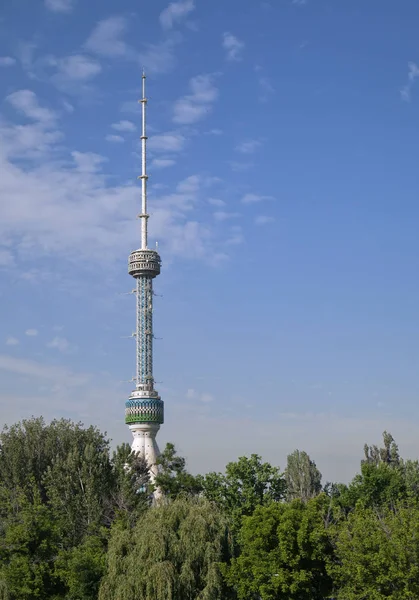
[362,430,401,468]
[284,449,322,502]
[99,497,233,600]
[330,501,419,599]
[0,486,63,600]
[155,443,202,499]
[55,534,107,600]
[110,444,151,527]
[224,495,334,600]
[200,454,286,526]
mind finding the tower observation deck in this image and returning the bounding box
[125,72,163,481]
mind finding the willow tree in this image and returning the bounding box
[99,497,234,600]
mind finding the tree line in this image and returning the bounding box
[0,417,418,599]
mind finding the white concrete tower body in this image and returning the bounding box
[125,73,163,481]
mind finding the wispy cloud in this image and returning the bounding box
[6,90,57,125]
[0,354,87,386]
[25,329,38,337]
[139,38,179,74]
[255,215,275,225]
[151,158,176,169]
[292,0,307,4]
[225,225,244,246]
[173,74,219,124]
[47,336,73,353]
[111,120,136,132]
[213,211,240,221]
[222,32,245,62]
[235,139,262,154]
[44,0,75,12]
[241,193,274,204]
[55,54,101,81]
[208,198,225,207]
[85,16,130,58]
[105,134,124,143]
[186,388,214,403]
[400,62,419,102]
[148,131,186,152]
[160,0,195,30]
[5,337,19,346]
[0,57,16,67]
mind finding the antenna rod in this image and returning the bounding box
[139,70,148,249]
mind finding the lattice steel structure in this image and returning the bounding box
[125,73,163,482]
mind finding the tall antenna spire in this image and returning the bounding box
[127,72,163,491]
[139,70,148,250]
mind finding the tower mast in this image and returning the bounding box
[126,72,164,484]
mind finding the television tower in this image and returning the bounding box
[125,72,164,482]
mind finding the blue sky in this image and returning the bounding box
[1,0,419,482]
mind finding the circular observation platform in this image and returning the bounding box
[125,396,164,425]
[128,249,161,278]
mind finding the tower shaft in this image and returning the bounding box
[125,73,163,484]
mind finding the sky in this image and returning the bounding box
[1,0,419,484]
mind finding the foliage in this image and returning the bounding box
[0,486,63,599]
[99,496,234,600]
[330,501,419,599]
[55,534,107,600]
[155,442,202,499]
[284,449,322,502]
[224,495,334,600]
[199,454,286,527]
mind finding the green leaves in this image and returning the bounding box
[99,497,234,600]
[224,496,334,600]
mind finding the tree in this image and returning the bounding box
[155,443,202,499]
[284,449,322,502]
[0,486,63,600]
[362,431,400,468]
[330,501,419,599]
[55,534,107,600]
[99,497,234,600]
[224,495,334,600]
[110,443,152,527]
[200,454,286,527]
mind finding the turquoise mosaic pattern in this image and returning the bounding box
[125,398,164,424]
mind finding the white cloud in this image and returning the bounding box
[148,131,186,152]
[401,61,419,102]
[0,354,87,386]
[225,225,244,246]
[173,74,219,125]
[222,32,245,62]
[241,193,274,204]
[56,54,101,81]
[44,0,75,12]
[47,336,71,353]
[25,329,38,337]
[185,388,214,403]
[139,38,179,74]
[151,158,176,169]
[235,139,262,154]
[6,90,57,125]
[5,337,19,346]
[111,120,136,132]
[292,0,307,4]
[62,100,74,113]
[0,57,16,67]
[213,211,239,221]
[206,128,223,136]
[208,198,225,207]
[160,0,195,29]
[105,134,124,143]
[85,16,129,58]
[255,215,275,225]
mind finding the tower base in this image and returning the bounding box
[129,422,161,483]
